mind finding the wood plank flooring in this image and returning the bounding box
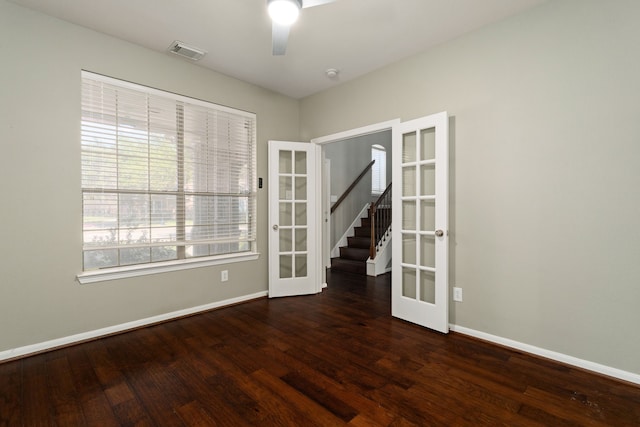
[1,270,639,426]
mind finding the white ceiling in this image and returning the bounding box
[10,0,548,99]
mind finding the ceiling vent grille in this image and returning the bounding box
[168,41,206,61]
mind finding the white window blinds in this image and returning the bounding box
[371,145,386,195]
[81,71,257,271]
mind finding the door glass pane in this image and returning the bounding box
[279,202,292,226]
[420,128,436,161]
[295,228,307,251]
[295,151,307,174]
[402,201,416,230]
[280,255,292,278]
[279,176,292,200]
[402,132,416,163]
[402,234,416,265]
[279,150,292,173]
[295,176,307,200]
[295,254,307,277]
[402,267,416,299]
[420,236,435,268]
[279,228,292,252]
[402,166,416,196]
[419,271,436,304]
[420,164,435,196]
[295,203,307,226]
[420,200,435,230]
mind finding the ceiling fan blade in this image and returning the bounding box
[301,0,336,9]
[272,22,290,55]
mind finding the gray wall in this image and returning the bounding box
[301,0,640,374]
[324,131,391,247]
[0,1,298,352]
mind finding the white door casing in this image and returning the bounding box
[391,112,449,333]
[268,141,320,297]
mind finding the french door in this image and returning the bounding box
[391,112,449,333]
[267,113,449,332]
[268,141,320,297]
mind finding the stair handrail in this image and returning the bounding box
[369,182,392,259]
[330,159,375,214]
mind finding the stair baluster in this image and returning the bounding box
[369,183,392,260]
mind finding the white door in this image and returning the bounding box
[391,112,449,333]
[268,141,320,297]
[322,157,331,271]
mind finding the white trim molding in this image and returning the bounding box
[450,324,640,386]
[78,252,259,284]
[0,291,268,362]
[311,119,400,145]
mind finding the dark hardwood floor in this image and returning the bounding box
[1,270,639,426]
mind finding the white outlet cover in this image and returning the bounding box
[453,287,463,302]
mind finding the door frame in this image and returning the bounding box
[311,119,401,280]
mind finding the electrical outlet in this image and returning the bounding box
[453,287,463,302]
[221,270,228,282]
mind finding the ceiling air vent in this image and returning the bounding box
[168,41,206,61]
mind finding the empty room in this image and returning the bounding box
[1,0,639,425]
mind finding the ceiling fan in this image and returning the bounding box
[267,0,337,55]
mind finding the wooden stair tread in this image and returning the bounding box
[354,226,370,238]
[331,205,389,275]
[339,246,369,262]
[347,236,370,249]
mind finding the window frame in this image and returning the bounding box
[371,144,387,195]
[77,71,258,284]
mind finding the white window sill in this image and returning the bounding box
[77,252,260,284]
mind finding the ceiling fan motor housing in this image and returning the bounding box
[268,0,303,26]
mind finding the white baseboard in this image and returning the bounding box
[450,324,640,386]
[5,298,637,386]
[0,291,268,362]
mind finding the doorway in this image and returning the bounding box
[270,113,450,335]
[312,120,399,276]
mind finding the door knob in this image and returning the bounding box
[435,229,444,237]
[273,224,279,231]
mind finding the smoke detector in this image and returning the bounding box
[168,41,206,61]
[325,68,339,79]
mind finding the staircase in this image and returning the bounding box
[329,160,392,276]
[330,211,374,275]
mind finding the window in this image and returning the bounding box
[371,144,386,195]
[80,71,256,274]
